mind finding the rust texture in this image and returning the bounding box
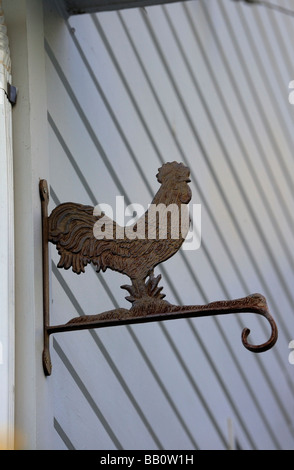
[40,179,52,375]
[48,162,191,306]
[40,162,278,375]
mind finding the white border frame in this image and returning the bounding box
[0,1,14,450]
[3,0,52,449]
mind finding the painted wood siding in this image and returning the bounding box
[44,0,294,449]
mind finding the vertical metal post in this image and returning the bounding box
[39,180,51,376]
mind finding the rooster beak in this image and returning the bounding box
[178,177,191,183]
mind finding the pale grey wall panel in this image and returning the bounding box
[44,0,294,449]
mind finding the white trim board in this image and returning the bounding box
[0,1,14,450]
[2,0,53,449]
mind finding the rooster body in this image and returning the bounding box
[49,162,191,305]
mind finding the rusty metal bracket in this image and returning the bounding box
[40,162,278,376]
[40,179,52,375]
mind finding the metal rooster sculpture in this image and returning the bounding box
[40,162,278,375]
[49,162,191,315]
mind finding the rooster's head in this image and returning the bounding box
[156,162,191,204]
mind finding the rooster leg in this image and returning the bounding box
[121,277,150,305]
[131,278,148,300]
[121,270,168,313]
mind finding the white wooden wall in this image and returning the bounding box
[44,0,294,449]
[0,2,14,450]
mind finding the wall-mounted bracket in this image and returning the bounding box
[40,162,278,376]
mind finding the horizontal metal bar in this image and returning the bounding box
[63,0,189,15]
[45,294,278,354]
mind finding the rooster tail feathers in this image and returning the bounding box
[49,202,104,275]
[57,250,91,274]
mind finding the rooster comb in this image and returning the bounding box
[156,161,190,183]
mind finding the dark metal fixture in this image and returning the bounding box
[40,162,278,376]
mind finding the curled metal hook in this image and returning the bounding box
[240,295,278,352]
[174,292,278,353]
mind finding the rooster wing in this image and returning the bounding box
[48,202,179,279]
